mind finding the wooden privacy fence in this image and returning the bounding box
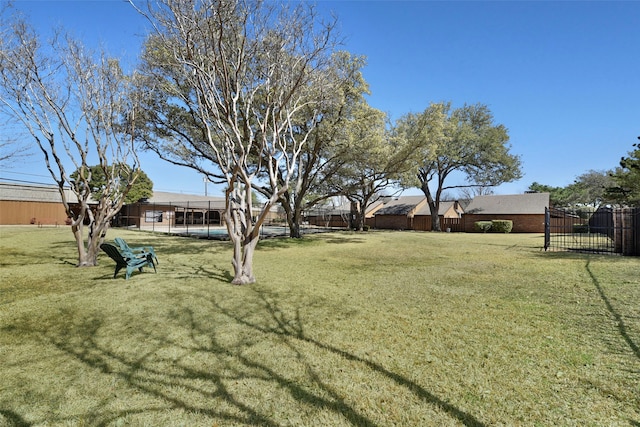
[613,208,640,255]
[545,207,639,256]
[412,216,464,232]
[0,200,68,225]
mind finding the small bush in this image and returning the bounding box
[474,221,493,233]
[491,220,513,233]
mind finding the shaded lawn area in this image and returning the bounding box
[0,226,639,426]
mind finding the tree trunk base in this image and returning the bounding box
[231,275,256,285]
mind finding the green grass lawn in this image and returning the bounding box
[1,226,639,426]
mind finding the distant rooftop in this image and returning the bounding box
[0,181,86,203]
[141,191,226,209]
[375,196,426,215]
[464,193,550,215]
[414,200,463,216]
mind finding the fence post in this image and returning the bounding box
[621,208,636,256]
[544,208,550,251]
[613,209,623,254]
[635,208,640,256]
[207,200,211,238]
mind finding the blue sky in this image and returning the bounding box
[4,0,639,198]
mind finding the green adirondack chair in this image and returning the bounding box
[114,237,158,265]
[100,243,156,280]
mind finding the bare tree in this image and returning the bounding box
[0,118,32,165]
[0,138,30,165]
[457,185,494,201]
[134,0,338,284]
[0,10,142,266]
[0,4,32,166]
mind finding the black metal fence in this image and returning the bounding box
[545,207,639,255]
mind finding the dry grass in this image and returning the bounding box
[1,226,639,426]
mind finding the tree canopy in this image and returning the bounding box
[605,140,640,206]
[398,102,522,231]
[71,164,153,205]
[134,0,340,284]
[529,169,614,208]
[528,182,571,207]
[255,51,371,237]
[328,101,410,230]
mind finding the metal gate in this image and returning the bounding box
[545,207,639,255]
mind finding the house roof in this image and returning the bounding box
[0,182,228,208]
[414,200,463,216]
[365,199,386,217]
[0,181,86,203]
[140,191,226,209]
[464,193,550,215]
[375,196,426,215]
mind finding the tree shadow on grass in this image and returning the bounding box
[2,287,485,426]
[536,250,631,262]
[256,233,367,251]
[585,259,640,360]
[211,288,486,427]
[0,409,31,427]
[4,315,283,426]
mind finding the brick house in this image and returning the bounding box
[117,191,227,229]
[372,196,427,230]
[462,193,550,233]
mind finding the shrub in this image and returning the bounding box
[491,220,513,233]
[474,221,493,233]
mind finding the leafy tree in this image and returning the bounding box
[71,164,153,204]
[329,101,411,231]
[530,170,613,208]
[0,8,142,266]
[606,140,640,206]
[528,182,571,207]
[399,102,522,231]
[261,52,371,238]
[569,170,613,207]
[133,0,339,284]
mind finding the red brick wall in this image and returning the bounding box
[463,214,545,233]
